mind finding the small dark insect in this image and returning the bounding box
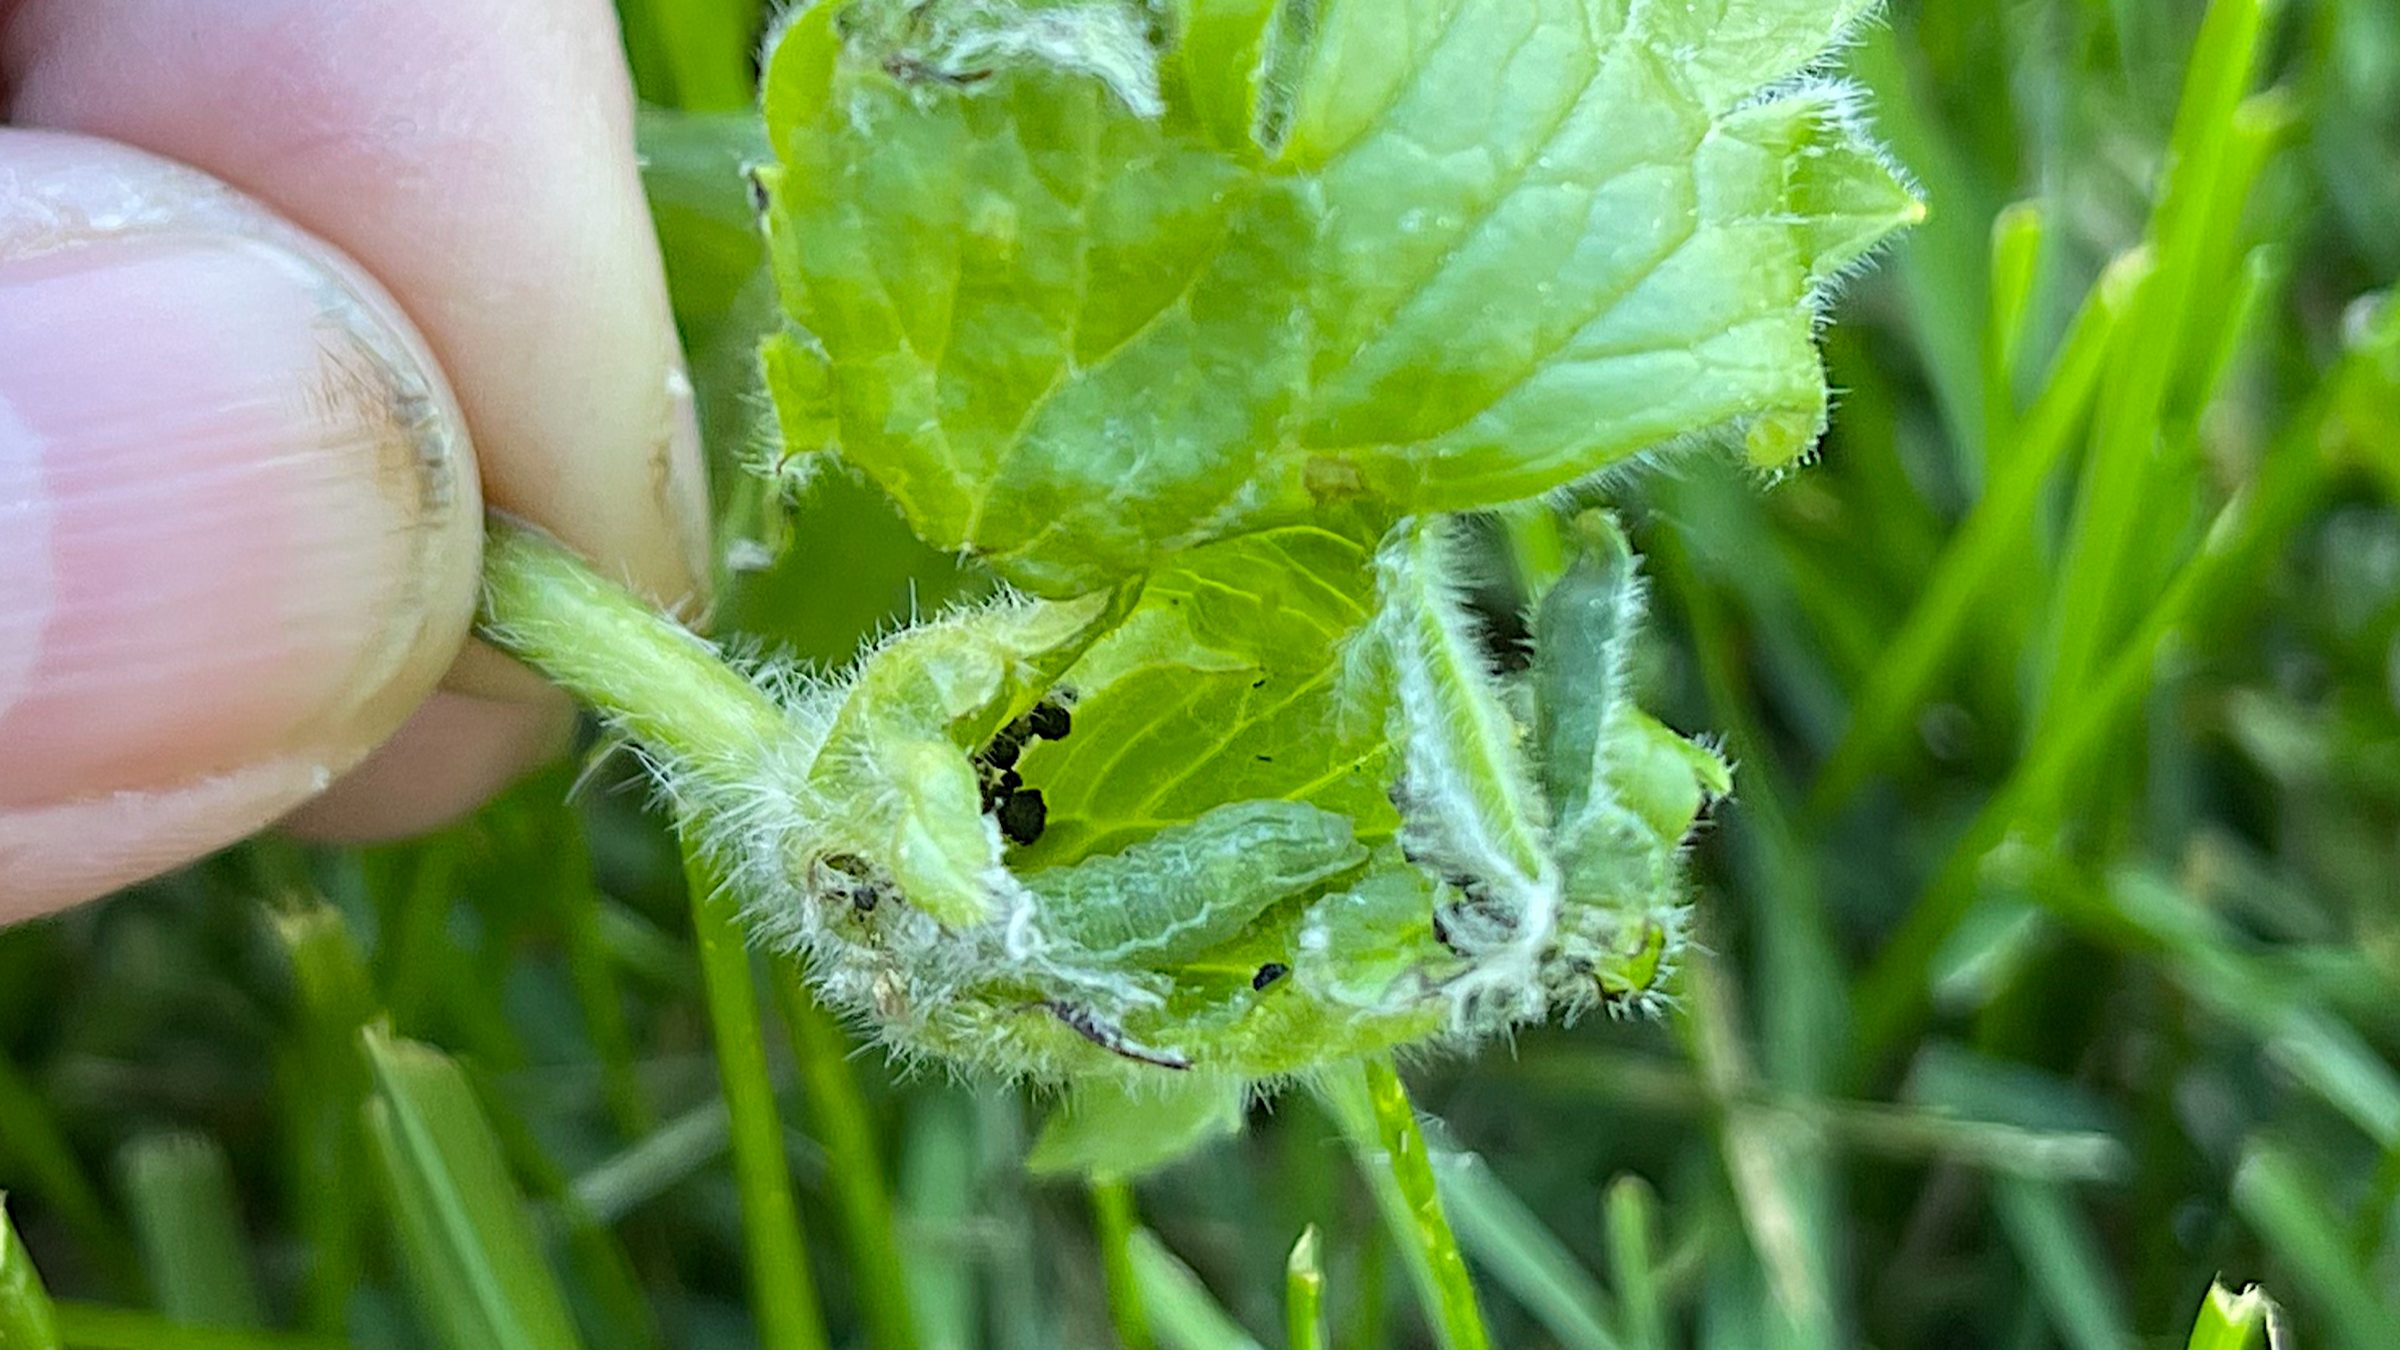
[1039,1000,1191,1070]
[996,788,1048,846]
[982,720,1030,771]
[1026,700,1072,742]
[814,853,884,914]
[1252,962,1291,991]
[744,165,770,215]
[977,766,1025,812]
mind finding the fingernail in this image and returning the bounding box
[0,185,478,807]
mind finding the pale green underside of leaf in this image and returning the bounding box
[763,0,1919,595]
[1014,524,1397,867]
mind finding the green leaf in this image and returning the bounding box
[360,1030,585,1350]
[762,0,1918,595]
[1027,1076,1246,1179]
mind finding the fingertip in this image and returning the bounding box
[8,0,716,615]
[0,131,480,912]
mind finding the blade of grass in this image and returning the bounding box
[1433,1153,1622,1350]
[1847,19,1997,470]
[550,813,657,1143]
[2074,91,2296,698]
[897,1095,980,1350]
[618,0,761,112]
[1127,1230,1264,1350]
[463,1066,666,1350]
[1286,1227,1325,1350]
[2038,0,2273,714]
[682,835,829,1350]
[2184,1282,2276,1350]
[974,1088,1049,1350]
[2232,1143,2400,1350]
[49,1306,348,1350]
[1984,200,2048,456]
[1681,956,1840,1350]
[1340,1216,1389,1350]
[2,1196,62,1350]
[1854,421,2336,1060]
[571,1099,731,1225]
[268,900,378,1336]
[1603,1178,1668,1350]
[2167,94,2298,428]
[1317,1060,1490,1350]
[1810,248,2145,811]
[1990,1179,2134,1350]
[367,844,460,1037]
[0,1049,128,1287]
[2186,245,2287,432]
[1092,1182,1156,1350]
[118,1135,265,1330]
[1507,1047,2128,1183]
[361,1028,584,1350]
[770,972,918,1350]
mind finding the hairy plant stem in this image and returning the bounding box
[1319,1059,1490,1350]
[479,515,787,783]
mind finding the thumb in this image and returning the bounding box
[0,131,481,917]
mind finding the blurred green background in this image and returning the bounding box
[3,0,2397,1346]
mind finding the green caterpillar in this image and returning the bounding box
[1023,802,1368,966]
